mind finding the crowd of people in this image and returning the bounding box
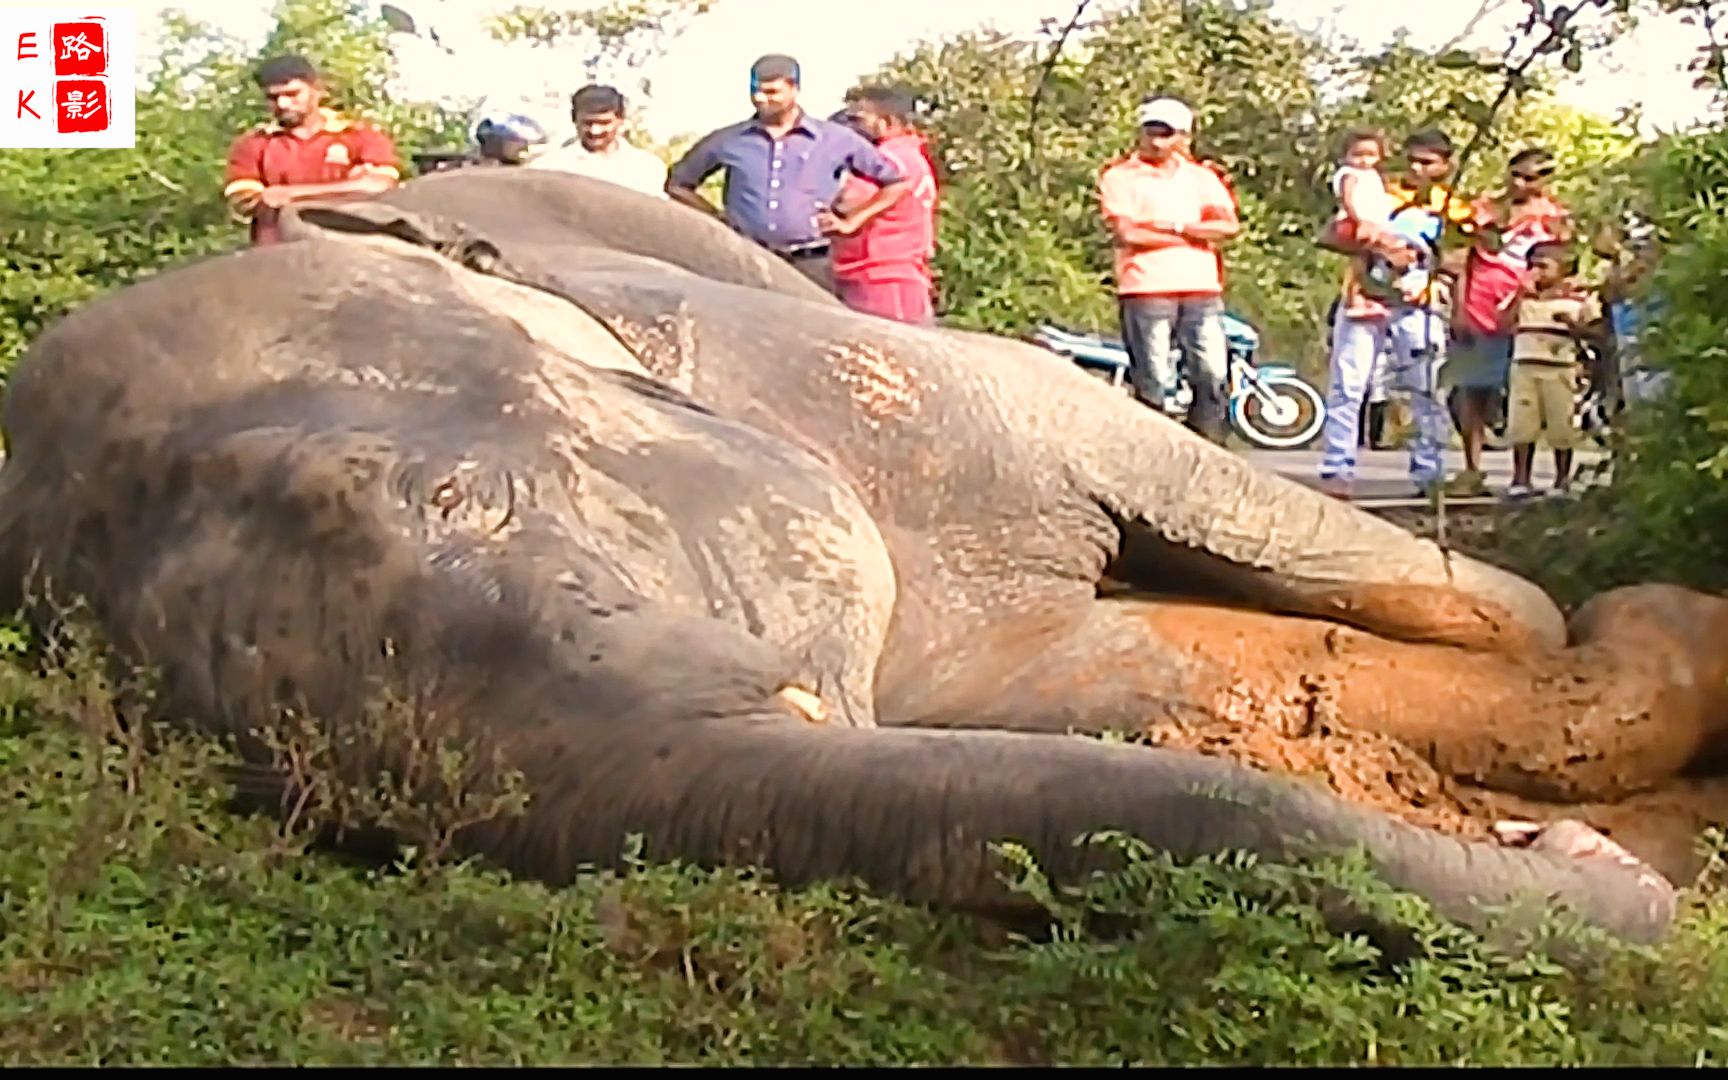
[219,51,1660,503]
[1312,131,1607,501]
[1096,102,1661,501]
[221,52,943,326]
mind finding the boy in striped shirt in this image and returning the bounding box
[1498,241,1603,498]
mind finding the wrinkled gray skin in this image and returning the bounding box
[0,169,1678,947]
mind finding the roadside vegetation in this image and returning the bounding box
[1486,120,1728,607]
[3,614,1728,1065]
[3,0,1728,1065]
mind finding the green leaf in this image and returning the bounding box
[1435,48,1485,69]
[379,4,417,34]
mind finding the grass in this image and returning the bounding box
[3,617,1728,1065]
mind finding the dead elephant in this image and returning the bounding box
[0,168,1718,949]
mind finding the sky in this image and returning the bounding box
[122,0,1721,143]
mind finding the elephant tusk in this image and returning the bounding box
[1496,818,1673,895]
[775,685,829,725]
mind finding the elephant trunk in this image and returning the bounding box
[470,717,1676,946]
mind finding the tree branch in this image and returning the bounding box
[1446,5,1573,194]
[1696,0,1728,102]
[1025,0,1095,191]
[1424,0,1616,555]
[1441,0,1518,52]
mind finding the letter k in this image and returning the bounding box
[17,89,39,120]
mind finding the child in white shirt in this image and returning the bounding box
[1325,129,1427,304]
[1328,129,1401,249]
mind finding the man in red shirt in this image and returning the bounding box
[821,86,939,324]
[223,55,402,247]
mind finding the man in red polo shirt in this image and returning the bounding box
[821,85,939,324]
[223,55,402,247]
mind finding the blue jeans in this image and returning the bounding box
[1118,293,1230,442]
[1319,304,1453,486]
[1445,331,1512,392]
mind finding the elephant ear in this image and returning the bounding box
[291,169,838,303]
[282,198,728,422]
[281,203,506,274]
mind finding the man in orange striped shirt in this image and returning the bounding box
[1097,97,1241,443]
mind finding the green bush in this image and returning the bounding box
[1494,123,1728,607]
[861,0,1638,380]
[0,0,464,379]
[3,625,1728,1065]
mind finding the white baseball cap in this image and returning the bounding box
[1136,96,1194,132]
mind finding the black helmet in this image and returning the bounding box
[472,111,549,163]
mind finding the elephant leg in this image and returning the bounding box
[893,584,1728,807]
[990,363,1570,651]
[1105,532,1559,658]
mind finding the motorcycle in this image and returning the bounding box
[1031,312,1328,450]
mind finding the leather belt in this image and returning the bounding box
[772,240,831,258]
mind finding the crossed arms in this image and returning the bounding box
[1098,163,1241,252]
[222,124,401,218]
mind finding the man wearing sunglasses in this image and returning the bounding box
[1097,96,1241,443]
[1501,148,1572,249]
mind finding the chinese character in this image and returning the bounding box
[55,80,108,134]
[60,33,98,62]
[52,21,107,77]
[1,8,137,147]
[62,89,98,120]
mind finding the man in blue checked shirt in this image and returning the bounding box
[666,53,913,295]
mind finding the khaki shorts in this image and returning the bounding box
[1507,362,1579,449]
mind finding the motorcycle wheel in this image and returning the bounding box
[1230,374,1326,450]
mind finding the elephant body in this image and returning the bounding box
[0,169,1718,947]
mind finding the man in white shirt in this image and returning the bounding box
[528,84,669,198]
